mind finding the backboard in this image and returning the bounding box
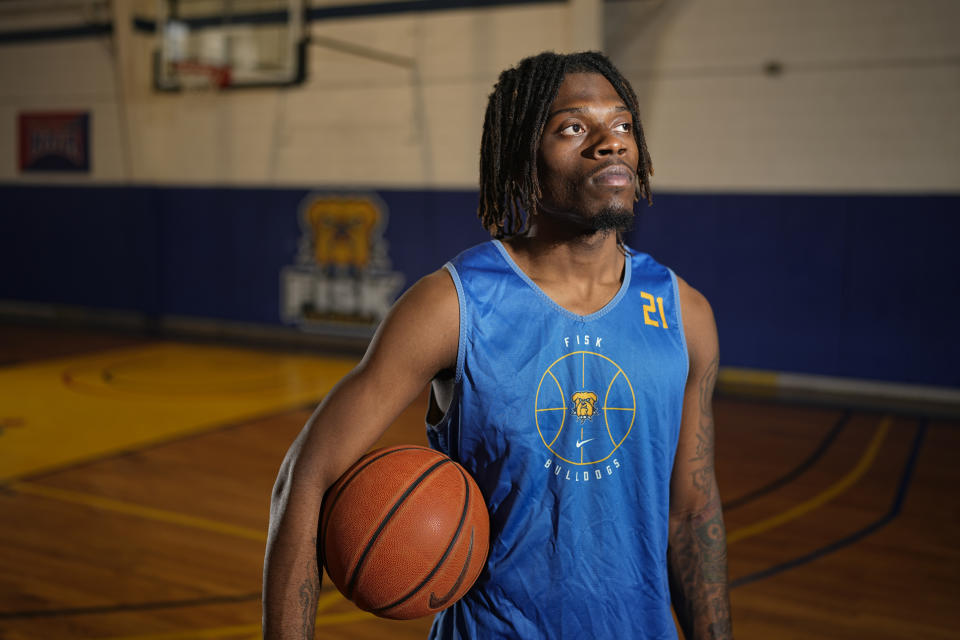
[154,0,306,90]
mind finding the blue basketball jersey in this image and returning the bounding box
[427,240,689,640]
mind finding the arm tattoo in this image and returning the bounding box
[698,353,718,421]
[669,353,731,638]
[688,353,719,501]
[297,537,320,639]
[668,498,732,639]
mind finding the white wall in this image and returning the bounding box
[0,37,128,182]
[270,4,574,187]
[608,0,960,192]
[0,0,957,192]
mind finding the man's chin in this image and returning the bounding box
[590,206,635,233]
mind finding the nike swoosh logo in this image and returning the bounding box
[429,528,475,610]
[576,438,595,448]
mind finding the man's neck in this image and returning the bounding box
[506,214,623,272]
[501,229,626,316]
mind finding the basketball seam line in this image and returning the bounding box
[345,457,452,600]
[319,446,428,567]
[371,464,471,614]
[428,528,475,610]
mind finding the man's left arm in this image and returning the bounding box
[667,279,732,639]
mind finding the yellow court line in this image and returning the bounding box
[314,588,350,612]
[11,483,376,638]
[93,613,373,640]
[92,602,372,640]
[314,610,375,626]
[727,416,892,544]
[94,623,260,640]
[11,482,266,542]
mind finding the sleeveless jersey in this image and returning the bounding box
[427,240,689,640]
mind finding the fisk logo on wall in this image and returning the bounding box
[19,112,90,172]
[281,194,404,336]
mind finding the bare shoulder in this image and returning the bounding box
[675,275,718,368]
[362,267,459,378]
[404,267,459,307]
[383,268,458,335]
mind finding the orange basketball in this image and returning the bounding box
[318,445,489,620]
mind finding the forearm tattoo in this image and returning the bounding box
[297,537,320,639]
[689,354,719,501]
[669,499,732,639]
[669,353,732,639]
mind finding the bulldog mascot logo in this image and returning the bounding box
[571,391,598,422]
[281,194,404,336]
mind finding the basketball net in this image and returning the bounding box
[170,60,233,91]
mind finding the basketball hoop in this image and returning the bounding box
[152,0,306,92]
[169,60,233,90]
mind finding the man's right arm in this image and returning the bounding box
[262,269,459,639]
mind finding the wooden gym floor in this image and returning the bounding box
[0,323,958,639]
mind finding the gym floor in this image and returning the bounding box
[0,323,957,639]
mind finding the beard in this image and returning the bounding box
[589,205,635,233]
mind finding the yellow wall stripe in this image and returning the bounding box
[718,367,780,388]
[728,416,892,544]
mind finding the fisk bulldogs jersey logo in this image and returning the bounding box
[538,334,636,483]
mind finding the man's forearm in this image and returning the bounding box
[667,496,732,640]
[262,532,321,639]
[262,458,323,640]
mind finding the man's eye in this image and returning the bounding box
[615,122,632,133]
[561,123,584,135]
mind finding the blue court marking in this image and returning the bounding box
[731,420,927,589]
[723,410,850,511]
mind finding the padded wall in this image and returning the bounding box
[1,184,957,386]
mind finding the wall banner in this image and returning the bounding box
[19,112,91,173]
[281,193,405,338]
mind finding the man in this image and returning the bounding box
[264,51,731,639]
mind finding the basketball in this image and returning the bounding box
[318,445,490,620]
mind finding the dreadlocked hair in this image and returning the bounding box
[478,50,653,239]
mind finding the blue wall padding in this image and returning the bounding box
[2,186,162,313]
[1,184,957,386]
[155,187,307,322]
[630,193,960,386]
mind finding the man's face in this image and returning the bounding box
[536,72,639,232]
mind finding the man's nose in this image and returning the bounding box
[592,131,628,157]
